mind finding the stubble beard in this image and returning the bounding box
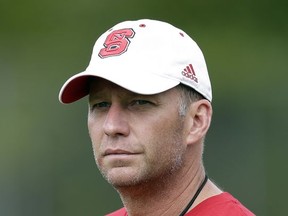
[92,120,186,189]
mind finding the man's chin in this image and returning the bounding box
[102,167,145,187]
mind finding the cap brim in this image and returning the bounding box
[59,72,90,104]
[59,70,180,104]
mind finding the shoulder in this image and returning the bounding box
[186,192,255,216]
[105,207,127,216]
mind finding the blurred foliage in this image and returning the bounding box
[1,0,287,215]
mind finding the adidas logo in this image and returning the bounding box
[181,64,198,83]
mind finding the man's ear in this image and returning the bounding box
[185,100,212,146]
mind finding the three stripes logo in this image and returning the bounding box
[181,64,198,83]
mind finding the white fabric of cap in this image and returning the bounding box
[59,19,212,104]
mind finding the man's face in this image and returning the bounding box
[88,79,188,187]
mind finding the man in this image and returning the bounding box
[59,19,255,215]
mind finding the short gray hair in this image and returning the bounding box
[176,84,205,117]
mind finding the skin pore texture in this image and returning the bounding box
[87,78,222,216]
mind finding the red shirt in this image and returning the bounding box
[106,192,255,216]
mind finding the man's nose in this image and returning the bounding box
[103,104,130,137]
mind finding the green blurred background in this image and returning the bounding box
[1,0,287,215]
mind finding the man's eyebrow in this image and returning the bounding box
[89,92,107,102]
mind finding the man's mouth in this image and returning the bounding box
[104,149,137,156]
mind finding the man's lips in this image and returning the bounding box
[103,149,139,156]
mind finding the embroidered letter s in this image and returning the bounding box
[99,28,135,58]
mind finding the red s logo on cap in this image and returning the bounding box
[99,28,135,58]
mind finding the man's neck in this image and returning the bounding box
[115,162,213,216]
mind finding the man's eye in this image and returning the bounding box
[131,100,151,106]
[91,102,111,109]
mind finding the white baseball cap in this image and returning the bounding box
[59,19,212,104]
